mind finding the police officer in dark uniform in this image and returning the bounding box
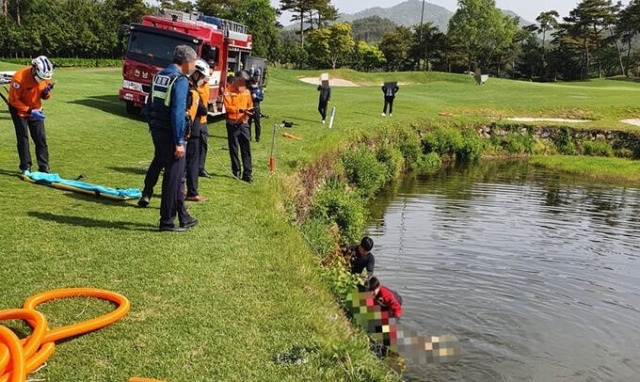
[145,45,198,232]
[248,74,264,142]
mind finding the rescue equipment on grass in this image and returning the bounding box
[20,171,142,201]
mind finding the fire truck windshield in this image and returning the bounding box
[126,30,199,68]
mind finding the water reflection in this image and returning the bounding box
[367,161,640,381]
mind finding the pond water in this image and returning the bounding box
[366,161,640,382]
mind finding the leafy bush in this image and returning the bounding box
[422,127,484,163]
[503,133,533,154]
[458,128,486,162]
[581,140,613,157]
[375,145,404,182]
[312,185,366,244]
[489,133,501,148]
[397,133,422,165]
[341,146,387,199]
[321,256,363,309]
[422,127,464,158]
[416,152,442,170]
[532,140,557,155]
[559,141,577,155]
[614,148,634,158]
[553,126,576,155]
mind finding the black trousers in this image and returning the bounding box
[318,101,328,120]
[383,96,395,114]
[142,155,161,199]
[185,136,200,196]
[249,104,261,141]
[226,122,252,178]
[199,123,208,173]
[151,129,190,227]
[10,107,49,172]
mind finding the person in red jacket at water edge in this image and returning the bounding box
[8,56,55,174]
[367,276,403,320]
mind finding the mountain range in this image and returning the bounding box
[288,0,536,32]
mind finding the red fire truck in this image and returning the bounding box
[118,9,267,116]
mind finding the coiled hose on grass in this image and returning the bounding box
[0,288,130,382]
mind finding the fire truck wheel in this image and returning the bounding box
[126,101,142,116]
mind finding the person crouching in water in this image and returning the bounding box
[343,236,375,279]
[185,59,210,202]
[367,276,403,320]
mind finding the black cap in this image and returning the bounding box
[366,276,380,291]
[360,236,374,252]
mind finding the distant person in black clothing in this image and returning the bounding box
[317,82,331,124]
[381,82,399,117]
[343,236,375,278]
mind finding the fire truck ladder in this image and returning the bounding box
[157,9,248,37]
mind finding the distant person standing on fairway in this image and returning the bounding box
[381,82,399,117]
[8,56,55,174]
[317,81,331,124]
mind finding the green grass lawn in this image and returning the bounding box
[284,68,640,131]
[1,63,640,381]
[531,155,640,185]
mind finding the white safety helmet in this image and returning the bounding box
[194,58,210,79]
[31,56,53,81]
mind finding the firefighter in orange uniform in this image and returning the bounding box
[8,56,55,173]
[223,71,253,182]
[185,59,210,202]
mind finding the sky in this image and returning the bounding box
[270,0,631,24]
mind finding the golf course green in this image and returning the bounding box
[1,62,639,381]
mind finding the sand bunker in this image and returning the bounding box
[299,77,359,87]
[621,119,640,127]
[506,117,590,123]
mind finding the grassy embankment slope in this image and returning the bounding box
[1,63,640,381]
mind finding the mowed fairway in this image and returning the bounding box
[1,62,640,381]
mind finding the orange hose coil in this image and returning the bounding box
[0,288,130,382]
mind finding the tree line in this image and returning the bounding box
[2,0,640,81]
[277,0,640,80]
[0,0,278,60]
